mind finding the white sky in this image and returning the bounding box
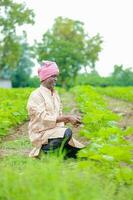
[19,0,133,76]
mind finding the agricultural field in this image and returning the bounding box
[96,86,133,129]
[96,86,133,102]
[0,88,33,137]
[0,86,133,200]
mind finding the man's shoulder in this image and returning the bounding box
[27,87,44,108]
[28,87,43,102]
[29,88,40,98]
[54,89,60,99]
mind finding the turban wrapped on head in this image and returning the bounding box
[38,60,59,82]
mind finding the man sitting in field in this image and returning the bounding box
[27,61,85,158]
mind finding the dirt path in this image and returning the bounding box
[105,96,133,142]
[105,96,133,129]
[0,121,31,158]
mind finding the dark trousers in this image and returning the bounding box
[41,128,81,159]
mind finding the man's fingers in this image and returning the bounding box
[76,116,81,120]
[74,115,81,121]
[76,118,81,123]
[74,123,81,128]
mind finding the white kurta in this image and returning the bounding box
[27,85,85,157]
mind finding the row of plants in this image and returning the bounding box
[96,86,133,102]
[0,88,33,137]
[0,86,132,199]
[72,86,133,184]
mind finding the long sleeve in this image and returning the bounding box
[59,100,63,116]
[27,94,57,132]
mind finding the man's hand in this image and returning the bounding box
[56,115,82,127]
[67,115,81,127]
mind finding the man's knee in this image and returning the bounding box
[64,128,72,141]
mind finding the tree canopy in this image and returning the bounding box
[0,0,35,77]
[75,64,133,87]
[36,16,103,88]
[11,34,35,87]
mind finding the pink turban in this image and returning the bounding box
[38,61,59,82]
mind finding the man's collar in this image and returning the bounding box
[39,85,55,96]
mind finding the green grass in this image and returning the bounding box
[0,155,133,200]
[0,137,32,150]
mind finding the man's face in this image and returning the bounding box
[44,74,58,88]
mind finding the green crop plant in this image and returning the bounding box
[71,86,133,165]
[96,86,133,102]
[0,88,33,137]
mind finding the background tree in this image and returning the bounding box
[0,0,34,78]
[84,33,103,72]
[28,76,40,88]
[36,16,103,88]
[75,64,133,87]
[11,34,35,87]
[109,65,133,86]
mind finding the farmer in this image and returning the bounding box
[27,60,85,158]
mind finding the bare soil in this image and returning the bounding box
[105,96,133,142]
[0,122,31,158]
[105,96,133,129]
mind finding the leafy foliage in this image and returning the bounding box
[0,88,33,136]
[76,65,133,87]
[35,16,103,88]
[110,65,133,86]
[72,86,133,165]
[11,36,35,87]
[96,86,133,102]
[0,0,34,76]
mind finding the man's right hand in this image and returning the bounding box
[67,115,81,126]
[56,115,82,127]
